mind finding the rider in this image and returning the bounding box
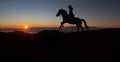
[68,5,75,20]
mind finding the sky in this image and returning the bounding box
[0,0,120,28]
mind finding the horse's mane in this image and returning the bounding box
[59,9,67,14]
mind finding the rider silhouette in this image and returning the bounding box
[68,5,75,20]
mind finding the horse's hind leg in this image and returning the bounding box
[59,22,64,31]
[80,25,84,31]
[76,24,80,32]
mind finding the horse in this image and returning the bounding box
[56,9,89,32]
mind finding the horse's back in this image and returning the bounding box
[75,17,84,21]
[66,17,82,24]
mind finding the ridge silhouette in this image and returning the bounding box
[0,28,118,61]
[56,5,89,32]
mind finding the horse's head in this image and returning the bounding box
[56,9,67,17]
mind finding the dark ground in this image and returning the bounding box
[0,28,119,62]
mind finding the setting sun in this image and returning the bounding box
[23,25,29,32]
[24,25,28,29]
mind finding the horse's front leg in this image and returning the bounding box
[59,22,65,31]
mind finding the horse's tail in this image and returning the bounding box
[82,19,89,29]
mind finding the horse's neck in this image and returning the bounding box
[62,14,69,19]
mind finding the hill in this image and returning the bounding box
[0,28,119,61]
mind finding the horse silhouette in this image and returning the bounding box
[56,9,89,32]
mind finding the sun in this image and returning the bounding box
[24,25,29,30]
[24,25,28,29]
[23,25,29,32]
[23,25,31,32]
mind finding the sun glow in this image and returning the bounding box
[24,25,29,32]
[24,25,28,29]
